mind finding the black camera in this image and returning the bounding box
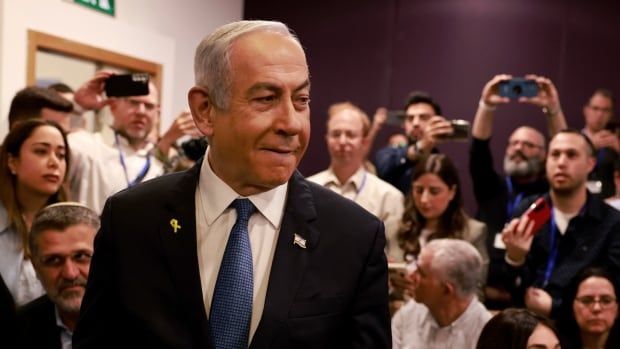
[181,137,208,162]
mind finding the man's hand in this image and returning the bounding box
[525,287,552,316]
[591,130,620,152]
[501,216,535,265]
[418,115,453,152]
[519,74,562,114]
[372,108,387,129]
[157,111,202,157]
[480,74,512,107]
[472,74,512,140]
[74,71,114,110]
[389,269,415,299]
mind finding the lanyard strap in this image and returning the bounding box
[542,209,558,288]
[541,203,586,287]
[505,176,523,219]
[115,133,152,188]
[352,170,368,202]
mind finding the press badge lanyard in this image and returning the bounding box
[541,204,586,288]
[352,170,368,202]
[505,176,523,219]
[115,133,151,188]
[542,210,558,288]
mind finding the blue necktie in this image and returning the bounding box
[210,199,256,349]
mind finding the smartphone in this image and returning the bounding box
[498,78,539,99]
[385,110,406,127]
[104,73,150,97]
[605,121,620,132]
[521,197,551,235]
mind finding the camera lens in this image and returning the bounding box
[512,85,523,95]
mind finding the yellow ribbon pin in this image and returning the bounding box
[170,218,181,234]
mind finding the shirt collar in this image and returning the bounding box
[199,146,288,229]
[324,166,366,189]
[54,306,73,335]
[423,297,480,330]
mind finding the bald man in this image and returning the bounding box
[469,74,567,308]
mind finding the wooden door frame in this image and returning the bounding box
[27,30,162,95]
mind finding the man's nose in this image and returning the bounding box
[276,99,303,135]
[61,259,80,280]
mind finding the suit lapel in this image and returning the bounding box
[157,160,213,347]
[251,172,319,348]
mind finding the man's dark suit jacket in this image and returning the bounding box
[0,277,18,348]
[73,162,391,348]
[17,295,61,349]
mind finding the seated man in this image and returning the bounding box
[17,203,99,349]
[501,130,620,318]
[374,91,453,194]
[307,102,404,247]
[391,239,492,349]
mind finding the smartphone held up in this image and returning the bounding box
[104,73,150,97]
[521,197,551,236]
[498,78,538,99]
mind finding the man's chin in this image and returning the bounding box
[54,293,84,313]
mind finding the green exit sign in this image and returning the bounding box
[74,0,115,17]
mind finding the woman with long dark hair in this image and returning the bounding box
[389,154,488,269]
[477,308,561,349]
[0,119,69,305]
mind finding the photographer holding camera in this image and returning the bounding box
[374,91,454,194]
[469,74,567,308]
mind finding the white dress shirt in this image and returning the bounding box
[391,298,492,349]
[195,147,286,342]
[68,127,164,214]
[0,204,44,305]
[307,167,404,253]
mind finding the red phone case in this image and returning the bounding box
[522,197,551,235]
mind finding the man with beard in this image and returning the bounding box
[501,130,620,319]
[469,74,567,308]
[17,203,99,348]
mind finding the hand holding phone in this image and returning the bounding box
[498,78,539,99]
[521,197,551,236]
[437,119,471,142]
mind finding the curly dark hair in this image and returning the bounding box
[397,154,467,260]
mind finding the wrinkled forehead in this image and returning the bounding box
[510,127,545,145]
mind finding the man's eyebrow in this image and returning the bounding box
[246,79,311,96]
[293,79,310,93]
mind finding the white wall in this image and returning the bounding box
[0,0,243,138]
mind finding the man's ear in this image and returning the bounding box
[188,86,215,137]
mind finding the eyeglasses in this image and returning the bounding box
[575,295,617,309]
[587,105,613,114]
[508,139,544,150]
[123,98,158,112]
